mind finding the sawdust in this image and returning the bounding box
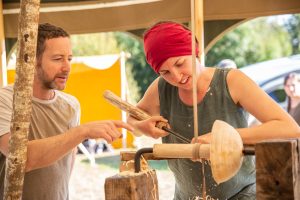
[191,196,219,200]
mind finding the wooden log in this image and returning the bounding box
[256,139,300,200]
[105,170,159,200]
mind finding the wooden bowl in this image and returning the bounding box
[210,120,243,184]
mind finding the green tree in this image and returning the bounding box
[70,15,299,101]
[71,32,119,56]
[284,14,300,54]
[206,17,291,68]
[114,32,157,102]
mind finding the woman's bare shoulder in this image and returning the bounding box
[137,77,161,115]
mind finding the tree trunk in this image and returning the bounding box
[3,0,40,199]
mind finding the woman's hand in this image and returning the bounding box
[133,116,169,139]
[191,133,212,144]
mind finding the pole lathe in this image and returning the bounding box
[153,120,243,184]
[103,90,254,184]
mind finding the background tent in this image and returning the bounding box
[7,53,133,149]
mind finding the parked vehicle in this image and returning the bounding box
[240,54,300,125]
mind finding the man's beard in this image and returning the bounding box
[37,67,67,90]
[42,78,59,90]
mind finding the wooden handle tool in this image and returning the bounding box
[103,90,190,143]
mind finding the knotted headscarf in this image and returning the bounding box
[144,22,199,73]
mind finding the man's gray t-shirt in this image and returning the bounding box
[0,85,80,200]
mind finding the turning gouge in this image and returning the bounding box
[103,90,190,143]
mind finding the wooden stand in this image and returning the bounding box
[256,139,300,199]
[105,170,159,200]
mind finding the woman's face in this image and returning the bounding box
[158,55,200,90]
[285,76,300,98]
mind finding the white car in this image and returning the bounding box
[240,54,300,125]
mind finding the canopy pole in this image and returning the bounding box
[191,0,205,199]
[0,0,7,87]
[191,0,205,143]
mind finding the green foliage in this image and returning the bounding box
[71,33,120,56]
[284,14,300,54]
[206,17,292,68]
[70,15,300,101]
[114,32,157,102]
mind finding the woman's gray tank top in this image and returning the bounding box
[158,68,256,200]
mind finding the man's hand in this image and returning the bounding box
[79,120,134,143]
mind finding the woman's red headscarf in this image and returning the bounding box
[144,22,199,73]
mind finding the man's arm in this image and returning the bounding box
[70,148,77,175]
[0,120,132,172]
[0,134,9,156]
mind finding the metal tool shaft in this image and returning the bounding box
[162,126,191,143]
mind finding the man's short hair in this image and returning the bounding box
[217,59,237,69]
[37,23,69,59]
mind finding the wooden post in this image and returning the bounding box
[256,139,300,199]
[105,170,159,200]
[0,0,7,87]
[105,151,159,200]
[3,0,40,199]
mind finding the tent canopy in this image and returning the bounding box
[3,0,300,51]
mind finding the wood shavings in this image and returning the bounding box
[119,156,149,172]
[191,195,218,200]
[147,169,158,200]
[118,156,158,199]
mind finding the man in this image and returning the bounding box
[0,23,132,199]
[217,59,237,69]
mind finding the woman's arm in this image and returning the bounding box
[227,69,300,144]
[127,78,168,138]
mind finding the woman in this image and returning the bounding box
[284,73,300,125]
[128,21,300,200]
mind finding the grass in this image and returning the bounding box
[81,154,170,170]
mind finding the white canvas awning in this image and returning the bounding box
[3,0,300,38]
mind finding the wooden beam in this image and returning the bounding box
[3,0,300,37]
[256,139,300,199]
